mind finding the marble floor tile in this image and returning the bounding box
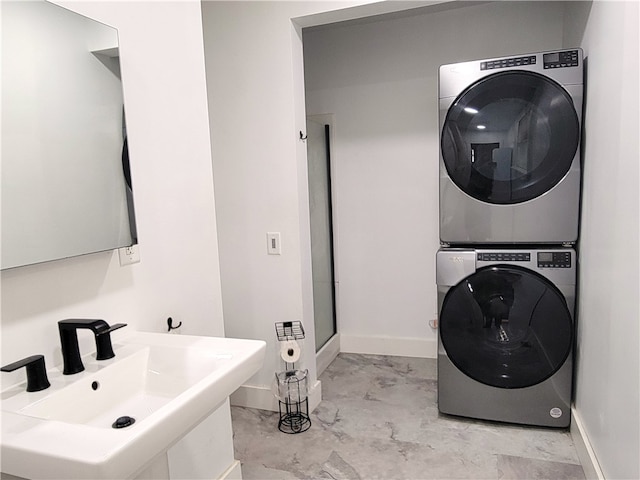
[241,463,301,479]
[497,454,586,480]
[232,353,585,479]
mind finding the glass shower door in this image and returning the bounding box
[306,118,337,351]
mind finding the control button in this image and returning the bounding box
[478,252,530,262]
[538,251,572,268]
[481,55,536,71]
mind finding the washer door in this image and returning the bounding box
[441,71,579,204]
[440,265,573,389]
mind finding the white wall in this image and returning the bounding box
[303,1,566,357]
[201,0,443,409]
[564,2,640,479]
[202,1,311,395]
[1,1,231,477]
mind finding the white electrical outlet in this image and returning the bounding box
[267,232,281,255]
[118,244,140,266]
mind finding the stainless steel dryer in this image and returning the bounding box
[439,49,583,244]
[436,248,575,427]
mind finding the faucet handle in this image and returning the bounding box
[96,323,127,336]
[1,355,51,392]
[95,323,127,360]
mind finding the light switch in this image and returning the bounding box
[267,232,281,255]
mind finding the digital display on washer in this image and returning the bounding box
[537,252,572,268]
[538,252,554,262]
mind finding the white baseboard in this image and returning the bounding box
[316,334,340,375]
[230,379,322,413]
[340,334,437,359]
[571,407,605,479]
[219,460,242,480]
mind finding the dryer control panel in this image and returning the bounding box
[543,50,580,69]
[480,55,536,71]
[537,251,572,268]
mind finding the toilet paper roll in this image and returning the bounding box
[280,340,301,363]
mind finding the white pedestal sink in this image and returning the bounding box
[1,332,266,479]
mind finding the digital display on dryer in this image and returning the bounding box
[543,50,579,69]
[545,53,560,63]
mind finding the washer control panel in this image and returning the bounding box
[537,251,572,268]
[477,252,530,262]
[476,251,572,268]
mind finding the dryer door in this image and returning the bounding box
[441,71,579,204]
[439,265,573,389]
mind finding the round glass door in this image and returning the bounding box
[441,71,579,204]
[440,266,573,389]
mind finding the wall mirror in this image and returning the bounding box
[1,0,136,270]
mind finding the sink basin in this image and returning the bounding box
[1,332,266,479]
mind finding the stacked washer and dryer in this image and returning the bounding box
[436,49,583,428]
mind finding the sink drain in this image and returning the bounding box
[112,416,136,429]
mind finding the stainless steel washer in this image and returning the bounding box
[436,247,575,427]
[439,49,583,244]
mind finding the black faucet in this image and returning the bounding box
[58,319,127,375]
[1,354,51,392]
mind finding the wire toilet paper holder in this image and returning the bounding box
[274,321,311,434]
